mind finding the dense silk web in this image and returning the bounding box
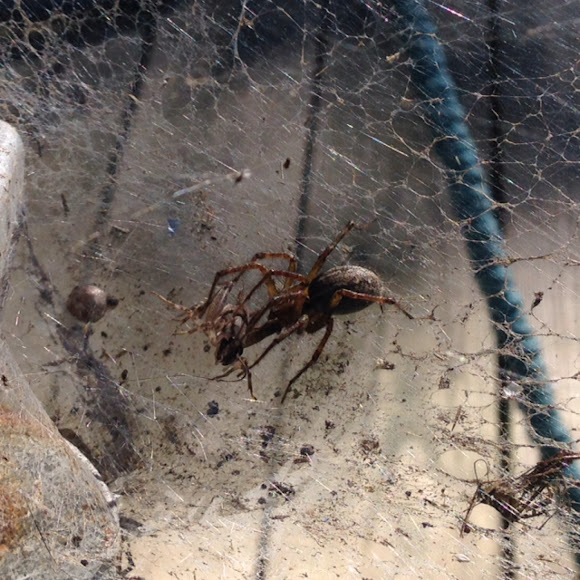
[0,1,579,578]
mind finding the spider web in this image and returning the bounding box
[0,0,579,578]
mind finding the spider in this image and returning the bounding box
[460,451,580,536]
[154,258,305,399]
[154,220,415,402]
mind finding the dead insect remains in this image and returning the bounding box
[461,451,580,536]
[154,221,414,402]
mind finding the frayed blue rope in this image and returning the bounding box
[392,0,580,557]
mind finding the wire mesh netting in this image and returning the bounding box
[0,0,579,578]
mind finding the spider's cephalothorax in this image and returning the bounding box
[155,221,414,402]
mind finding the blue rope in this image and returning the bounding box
[392,0,580,559]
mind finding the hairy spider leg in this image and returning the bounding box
[240,312,335,403]
[238,356,255,399]
[153,284,238,336]
[152,281,235,321]
[517,481,549,513]
[225,253,303,315]
[241,268,308,308]
[249,252,298,289]
[241,289,309,348]
[305,220,356,283]
[229,264,276,298]
[210,269,308,352]
[203,282,235,323]
[153,266,290,336]
[537,508,558,530]
[480,485,523,522]
[520,451,580,483]
[151,291,207,331]
[461,459,491,536]
[232,220,357,298]
[212,355,256,399]
[152,264,305,332]
[495,453,580,518]
[199,263,306,317]
[326,288,415,320]
[280,318,334,403]
[461,484,545,536]
[244,311,309,371]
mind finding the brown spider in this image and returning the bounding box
[154,259,304,399]
[460,451,580,536]
[154,221,414,402]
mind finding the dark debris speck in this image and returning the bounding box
[269,481,295,499]
[260,425,276,448]
[207,400,219,417]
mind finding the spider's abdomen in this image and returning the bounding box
[308,265,385,315]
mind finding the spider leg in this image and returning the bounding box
[460,487,482,537]
[174,325,202,336]
[212,365,239,380]
[201,263,305,314]
[242,289,308,347]
[482,488,521,522]
[152,291,206,334]
[249,252,298,272]
[242,271,281,306]
[537,507,558,530]
[203,283,235,321]
[243,319,283,349]
[242,358,256,400]
[249,252,298,288]
[306,221,357,283]
[247,315,308,370]
[281,317,334,403]
[517,482,550,516]
[213,356,256,399]
[151,291,194,314]
[240,267,306,318]
[329,289,415,320]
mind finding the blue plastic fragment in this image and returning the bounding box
[167,218,179,237]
